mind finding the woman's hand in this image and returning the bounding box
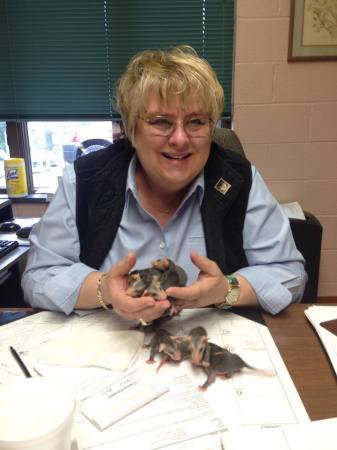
[101,252,171,322]
[165,251,228,309]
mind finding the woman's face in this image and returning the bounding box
[133,94,212,194]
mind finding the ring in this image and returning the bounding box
[139,318,152,327]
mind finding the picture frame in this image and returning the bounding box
[288,0,337,61]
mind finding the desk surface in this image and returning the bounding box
[1,304,336,421]
[263,304,337,421]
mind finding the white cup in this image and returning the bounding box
[0,377,77,450]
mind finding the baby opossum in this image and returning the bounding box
[145,328,192,372]
[127,257,187,321]
[145,328,181,366]
[186,326,274,390]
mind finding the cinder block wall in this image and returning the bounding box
[233,0,337,297]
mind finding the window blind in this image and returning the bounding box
[0,0,234,121]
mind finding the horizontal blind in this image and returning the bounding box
[0,0,234,121]
[0,0,111,120]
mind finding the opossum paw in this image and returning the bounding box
[146,359,156,365]
[197,385,207,392]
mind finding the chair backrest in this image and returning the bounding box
[212,128,245,157]
[76,138,112,159]
[81,138,112,149]
[212,127,321,302]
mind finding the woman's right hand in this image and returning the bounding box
[101,252,171,323]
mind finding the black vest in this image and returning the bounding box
[74,138,252,275]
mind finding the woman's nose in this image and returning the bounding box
[167,122,190,147]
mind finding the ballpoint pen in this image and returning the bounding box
[219,433,225,450]
[9,346,32,378]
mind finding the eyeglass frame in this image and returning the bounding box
[139,114,213,137]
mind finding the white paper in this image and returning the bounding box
[148,308,309,427]
[304,305,337,376]
[221,417,337,450]
[33,330,144,370]
[0,310,141,384]
[76,373,226,449]
[80,366,169,430]
[280,202,306,220]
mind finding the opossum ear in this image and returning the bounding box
[171,336,182,341]
[161,257,170,268]
[158,343,166,352]
[202,336,209,343]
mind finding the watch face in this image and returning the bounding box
[225,276,240,306]
[226,289,239,306]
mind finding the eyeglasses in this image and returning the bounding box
[140,114,212,137]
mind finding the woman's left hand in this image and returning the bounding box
[165,251,228,309]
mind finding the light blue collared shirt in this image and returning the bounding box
[22,156,306,315]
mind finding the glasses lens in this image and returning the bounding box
[144,115,210,137]
[146,117,173,135]
[185,116,209,135]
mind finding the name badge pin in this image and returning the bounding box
[214,178,231,195]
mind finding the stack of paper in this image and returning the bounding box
[221,417,337,450]
[280,201,306,220]
[304,305,337,376]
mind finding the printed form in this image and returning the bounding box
[0,308,310,449]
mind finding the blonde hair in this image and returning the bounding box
[115,46,224,144]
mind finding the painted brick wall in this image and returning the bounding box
[233,0,337,297]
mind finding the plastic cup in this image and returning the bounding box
[0,377,77,450]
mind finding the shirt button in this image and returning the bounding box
[159,241,166,249]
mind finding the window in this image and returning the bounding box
[0,0,234,194]
[27,121,121,193]
[0,122,9,189]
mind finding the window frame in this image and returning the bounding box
[0,122,34,195]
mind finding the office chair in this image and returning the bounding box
[212,127,322,302]
[76,138,112,159]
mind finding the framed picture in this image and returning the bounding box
[288,0,337,61]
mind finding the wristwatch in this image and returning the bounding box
[215,275,240,309]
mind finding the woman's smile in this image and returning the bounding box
[162,152,191,160]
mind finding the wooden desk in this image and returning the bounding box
[1,304,336,421]
[263,304,337,421]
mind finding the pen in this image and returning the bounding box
[9,346,32,378]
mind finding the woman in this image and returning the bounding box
[22,46,307,321]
